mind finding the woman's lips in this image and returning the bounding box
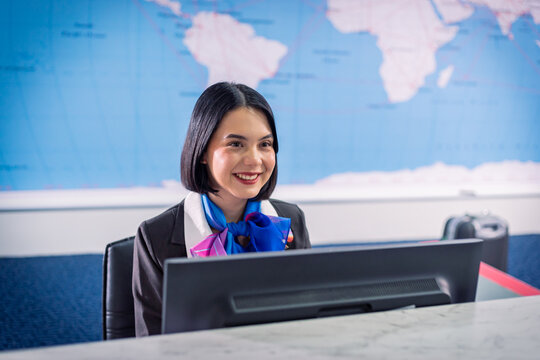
[234,173,260,184]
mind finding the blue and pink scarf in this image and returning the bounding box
[190,194,291,257]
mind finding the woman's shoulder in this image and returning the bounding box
[268,198,304,216]
[137,201,186,248]
[135,200,188,261]
[143,201,185,229]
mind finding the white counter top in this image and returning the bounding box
[2,295,540,359]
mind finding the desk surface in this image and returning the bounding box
[2,295,539,360]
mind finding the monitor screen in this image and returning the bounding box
[162,238,482,334]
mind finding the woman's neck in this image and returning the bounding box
[207,193,247,223]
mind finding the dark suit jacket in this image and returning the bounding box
[132,194,311,336]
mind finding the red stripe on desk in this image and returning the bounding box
[479,262,540,296]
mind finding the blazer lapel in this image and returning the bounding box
[183,192,212,258]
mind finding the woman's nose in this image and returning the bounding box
[243,147,262,165]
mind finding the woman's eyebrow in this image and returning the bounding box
[224,134,247,140]
[224,134,273,140]
[259,134,273,141]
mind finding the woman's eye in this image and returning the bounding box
[228,141,242,147]
[261,141,273,148]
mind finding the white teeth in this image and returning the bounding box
[236,173,258,180]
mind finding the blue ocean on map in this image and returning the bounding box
[1,0,539,191]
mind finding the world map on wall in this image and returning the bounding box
[1,0,539,191]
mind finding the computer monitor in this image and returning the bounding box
[162,238,482,334]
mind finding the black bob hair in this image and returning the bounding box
[180,82,278,201]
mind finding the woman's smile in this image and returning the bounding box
[234,172,260,185]
[235,173,258,180]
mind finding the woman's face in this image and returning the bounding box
[203,107,276,206]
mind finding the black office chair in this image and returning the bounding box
[102,236,136,340]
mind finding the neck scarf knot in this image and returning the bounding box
[190,194,291,257]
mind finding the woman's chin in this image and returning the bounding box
[231,186,263,201]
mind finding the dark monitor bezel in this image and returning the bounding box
[162,239,482,334]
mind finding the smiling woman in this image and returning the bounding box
[132,82,311,337]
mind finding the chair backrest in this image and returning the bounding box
[102,236,135,340]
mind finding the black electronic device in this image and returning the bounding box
[162,239,482,334]
[443,213,508,271]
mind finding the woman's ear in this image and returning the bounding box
[201,153,208,164]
